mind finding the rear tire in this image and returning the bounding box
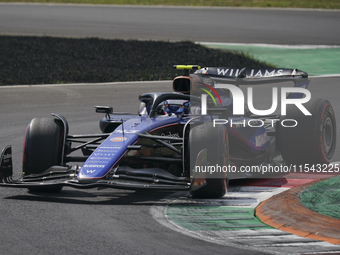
[23,118,64,192]
[189,122,229,198]
[278,98,336,165]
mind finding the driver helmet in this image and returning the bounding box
[183,101,190,108]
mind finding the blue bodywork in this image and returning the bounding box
[79,116,184,180]
[79,85,271,181]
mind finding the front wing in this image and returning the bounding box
[0,146,193,191]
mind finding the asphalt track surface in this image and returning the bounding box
[1,4,340,255]
[1,3,340,45]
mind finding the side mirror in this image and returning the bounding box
[95,106,113,120]
[95,106,113,114]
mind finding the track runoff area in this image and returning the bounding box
[159,43,340,254]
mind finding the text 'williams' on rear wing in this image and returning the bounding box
[194,67,308,86]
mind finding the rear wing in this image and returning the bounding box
[173,65,310,99]
[194,67,308,86]
[195,67,307,79]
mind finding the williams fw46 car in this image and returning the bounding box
[0,65,336,198]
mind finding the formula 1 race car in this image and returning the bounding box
[0,65,336,198]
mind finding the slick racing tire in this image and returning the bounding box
[278,98,336,165]
[23,118,64,192]
[189,122,229,199]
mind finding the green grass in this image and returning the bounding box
[0,0,339,9]
[300,176,340,220]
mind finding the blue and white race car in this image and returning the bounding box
[0,65,336,198]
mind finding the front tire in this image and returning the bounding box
[189,122,229,198]
[23,118,64,192]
